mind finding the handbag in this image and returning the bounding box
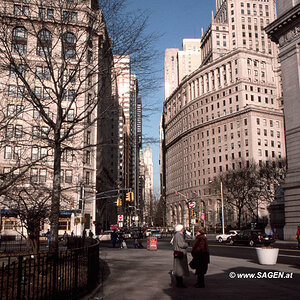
[173,250,184,258]
[189,258,197,269]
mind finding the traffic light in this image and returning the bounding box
[130,192,134,201]
[191,209,194,217]
[117,198,122,206]
[126,192,130,202]
[71,200,74,208]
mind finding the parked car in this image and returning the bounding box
[150,230,162,239]
[228,229,274,247]
[216,230,240,243]
[145,229,152,237]
[98,231,112,241]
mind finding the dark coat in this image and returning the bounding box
[191,234,210,274]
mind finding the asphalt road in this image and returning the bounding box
[99,236,300,267]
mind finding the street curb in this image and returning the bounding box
[81,283,102,300]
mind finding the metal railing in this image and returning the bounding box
[0,238,99,300]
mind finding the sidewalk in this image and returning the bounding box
[84,244,300,300]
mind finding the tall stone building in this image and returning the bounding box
[143,143,153,225]
[162,0,286,229]
[113,55,142,228]
[266,0,300,239]
[0,0,118,236]
[164,39,202,99]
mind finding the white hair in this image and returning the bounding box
[175,224,184,232]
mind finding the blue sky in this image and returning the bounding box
[128,0,215,193]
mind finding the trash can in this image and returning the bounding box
[147,236,157,250]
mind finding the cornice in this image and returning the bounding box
[165,105,284,149]
[164,48,276,106]
[265,3,300,45]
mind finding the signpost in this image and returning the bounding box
[188,201,196,209]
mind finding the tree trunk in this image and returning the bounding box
[238,207,242,229]
[50,142,62,254]
[29,236,40,255]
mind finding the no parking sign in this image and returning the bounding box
[188,201,196,209]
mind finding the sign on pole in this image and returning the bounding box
[118,214,124,222]
[188,201,196,209]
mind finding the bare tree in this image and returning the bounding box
[0,0,159,253]
[3,180,52,254]
[213,158,287,229]
[248,158,287,220]
[213,160,258,229]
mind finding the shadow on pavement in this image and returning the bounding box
[163,267,300,300]
[99,256,110,284]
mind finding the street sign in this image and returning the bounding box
[200,213,205,220]
[118,214,124,222]
[189,201,196,208]
[191,218,196,224]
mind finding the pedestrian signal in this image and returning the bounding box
[117,198,122,206]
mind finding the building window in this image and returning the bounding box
[6,124,14,139]
[41,126,49,139]
[39,169,47,183]
[85,150,91,164]
[63,11,77,22]
[32,126,40,139]
[31,146,39,160]
[4,146,12,159]
[47,9,54,20]
[62,32,76,59]
[85,171,90,185]
[37,29,52,57]
[41,147,48,159]
[30,168,38,182]
[39,8,46,19]
[14,5,29,16]
[15,125,23,138]
[35,87,42,99]
[65,170,73,183]
[12,27,27,54]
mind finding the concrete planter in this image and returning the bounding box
[256,247,279,265]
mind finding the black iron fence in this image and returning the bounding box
[0,238,99,300]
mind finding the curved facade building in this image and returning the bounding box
[163,0,286,228]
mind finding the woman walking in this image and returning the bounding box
[172,224,189,288]
[191,226,210,288]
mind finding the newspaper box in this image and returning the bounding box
[147,236,157,251]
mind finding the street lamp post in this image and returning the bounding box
[209,180,225,235]
[220,181,225,235]
[173,189,192,232]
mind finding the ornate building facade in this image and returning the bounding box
[162,0,286,229]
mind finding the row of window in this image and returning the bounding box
[3,165,90,186]
[7,104,75,122]
[14,4,77,23]
[12,27,77,58]
[10,64,76,84]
